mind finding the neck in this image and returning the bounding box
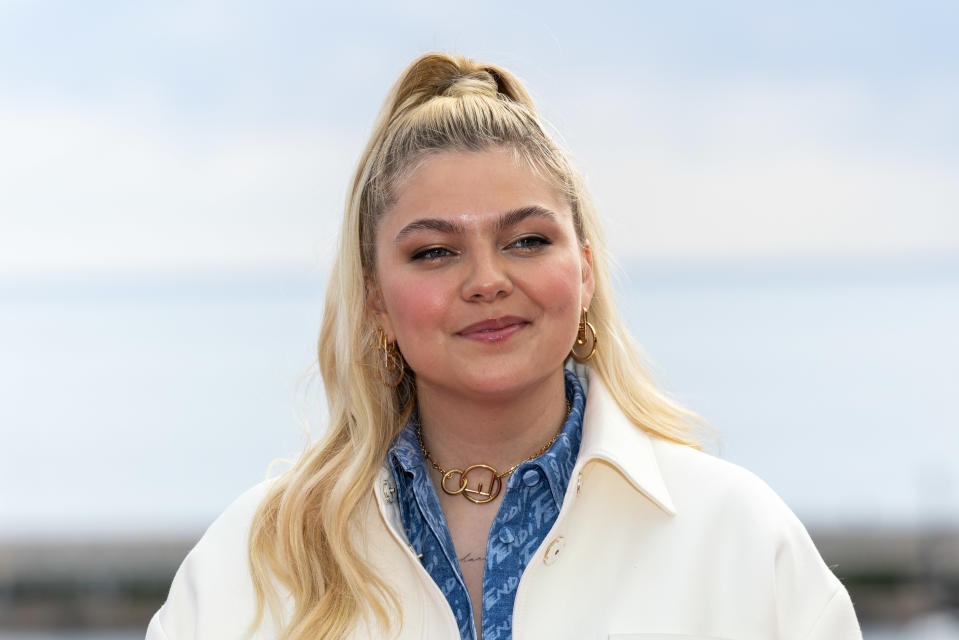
[415,368,568,472]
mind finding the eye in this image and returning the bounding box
[507,235,551,252]
[411,246,454,262]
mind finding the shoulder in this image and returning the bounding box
[646,436,835,566]
[650,437,815,542]
[177,479,275,579]
[651,439,861,636]
[653,440,849,590]
[147,479,281,640]
[193,479,275,554]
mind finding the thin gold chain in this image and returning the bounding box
[418,398,572,480]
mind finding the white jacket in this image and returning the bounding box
[147,370,863,639]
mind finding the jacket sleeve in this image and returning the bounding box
[146,609,173,640]
[768,488,863,640]
[144,480,277,640]
[802,585,863,640]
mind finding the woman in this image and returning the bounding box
[147,54,862,639]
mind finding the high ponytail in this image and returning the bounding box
[386,54,535,113]
[247,52,704,639]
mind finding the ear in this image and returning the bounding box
[580,243,595,310]
[365,273,396,341]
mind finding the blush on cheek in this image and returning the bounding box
[536,264,583,307]
[382,281,449,361]
[531,270,584,330]
[388,284,447,322]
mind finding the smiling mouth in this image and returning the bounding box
[456,316,529,343]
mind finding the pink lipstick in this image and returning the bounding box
[456,316,528,343]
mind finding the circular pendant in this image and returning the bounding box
[441,464,502,504]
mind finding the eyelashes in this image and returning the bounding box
[411,246,455,261]
[410,235,552,263]
[508,235,550,251]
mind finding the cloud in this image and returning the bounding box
[1,71,956,276]
[562,76,959,260]
[0,100,359,274]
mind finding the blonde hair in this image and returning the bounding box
[248,53,704,639]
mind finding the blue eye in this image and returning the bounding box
[412,246,453,261]
[509,235,550,251]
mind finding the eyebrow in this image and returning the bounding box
[393,205,557,243]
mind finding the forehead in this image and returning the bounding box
[381,148,571,234]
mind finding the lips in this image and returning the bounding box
[456,316,529,342]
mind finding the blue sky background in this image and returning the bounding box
[2,0,957,273]
[1,2,957,539]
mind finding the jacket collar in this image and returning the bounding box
[374,364,678,519]
[570,361,677,516]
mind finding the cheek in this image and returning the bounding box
[525,259,585,321]
[381,274,449,340]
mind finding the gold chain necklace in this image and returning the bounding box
[418,398,571,504]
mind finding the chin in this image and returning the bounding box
[428,364,563,401]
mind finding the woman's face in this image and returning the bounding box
[370,147,594,402]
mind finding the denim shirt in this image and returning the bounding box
[388,370,585,640]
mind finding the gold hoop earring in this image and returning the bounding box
[570,307,597,362]
[374,327,405,388]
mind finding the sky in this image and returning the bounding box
[1,0,957,275]
[1,1,958,540]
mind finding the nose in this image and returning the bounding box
[460,249,513,302]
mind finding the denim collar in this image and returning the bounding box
[389,369,586,512]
